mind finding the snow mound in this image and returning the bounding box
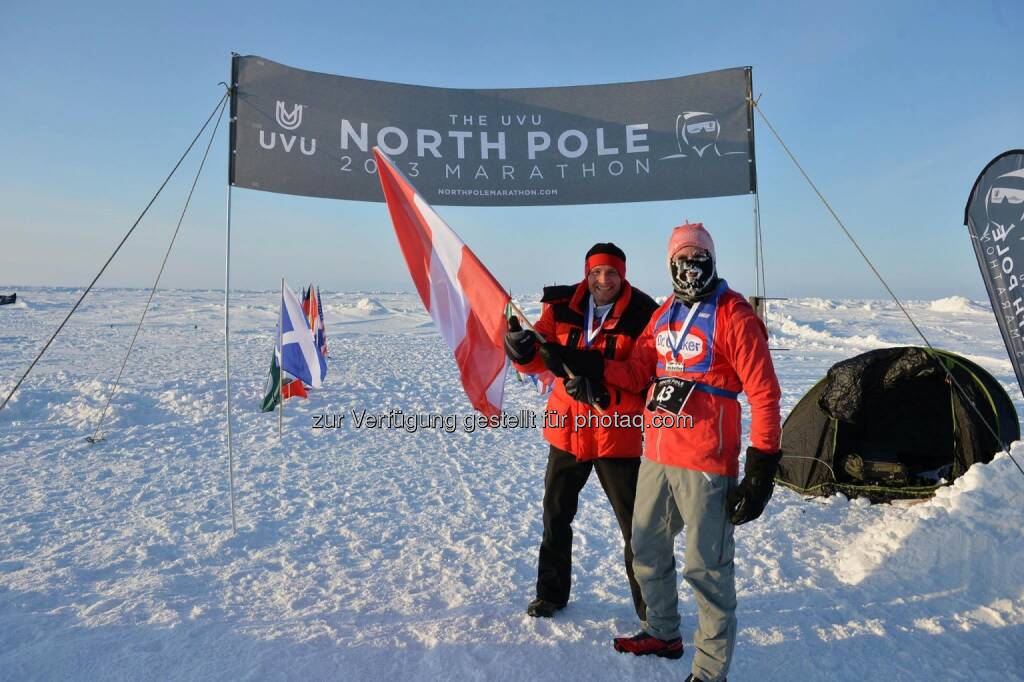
[834,450,1024,595]
[929,296,986,314]
[800,297,838,310]
[770,313,895,350]
[355,297,389,315]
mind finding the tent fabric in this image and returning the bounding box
[777,347,1019,501]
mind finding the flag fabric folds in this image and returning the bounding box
[301,285,329,358]
[316,287,328,358]
[527,370,556,396]
[280,281,327,389]
[373,148,510,417]
[260,351,308,412]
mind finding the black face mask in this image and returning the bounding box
[670,252,717,302]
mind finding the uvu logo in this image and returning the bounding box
[276,101,303,130]
[259,101,316,156]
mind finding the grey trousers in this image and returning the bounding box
[631,458,737,682]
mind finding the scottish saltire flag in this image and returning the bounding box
[374,148,510,417]
[279,281,327,388]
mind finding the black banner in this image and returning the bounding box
[229,55,755,206]
[964,149,1024,397]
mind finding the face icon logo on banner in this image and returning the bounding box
[678,112,718,156]
[657,111,747,161]
[986,169,1024,234]
[675,112,746,158]
[275,101,305,131]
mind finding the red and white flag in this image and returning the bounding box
[374,149,510,417]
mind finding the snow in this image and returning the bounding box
[929,296,988,315]
[1,289,1023,680]
[354,297,390,316]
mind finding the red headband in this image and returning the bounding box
[585,254,626,279]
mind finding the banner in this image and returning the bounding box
[964,149,1024,397]
[230,55,755,206]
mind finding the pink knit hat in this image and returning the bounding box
[667,221,716,262]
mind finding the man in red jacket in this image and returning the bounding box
[541,223,782,682]
[504,243,658,620]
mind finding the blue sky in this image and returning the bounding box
[1,0,1021,300]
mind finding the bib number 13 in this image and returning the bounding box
[647,378,696,415]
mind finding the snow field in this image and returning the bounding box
[0,288,1022,680]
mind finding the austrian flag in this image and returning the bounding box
[374,149,510,417]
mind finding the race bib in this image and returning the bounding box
[646,377,696,415]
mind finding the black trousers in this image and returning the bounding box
[536,445,646,621]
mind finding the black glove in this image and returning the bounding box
[538,343,604,380]
[503,316,538,363]
[727,447,780,525]
[564,376,611,410]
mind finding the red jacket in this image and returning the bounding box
[515,280,658,461]
[603,280,781,476]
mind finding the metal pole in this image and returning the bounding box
[224,180,237,534]
[755,189,767,298]
[752,192,761,298]
[279,278,284,441]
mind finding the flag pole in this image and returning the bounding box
[224,168,238,534]
[508,300,545,342]
[508,300,604,414]
[279,277,284,441]
[223,58,240,534]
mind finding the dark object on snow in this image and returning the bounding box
[777,347,1019,501]
[840,451,908,485]
[525,598,564,618]
[0,293,15,305]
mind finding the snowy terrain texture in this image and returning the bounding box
[1,289,1022,681]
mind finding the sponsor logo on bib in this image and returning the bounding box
[678,334,703,360]
[657,329,707,367]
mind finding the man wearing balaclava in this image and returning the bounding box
[503,243,658,623]
[539,223,782,682]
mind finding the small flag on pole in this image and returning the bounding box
[260,351,309,412]
[374,148,510,417]
[316,286,328,358]
[301,284,328,358]
[280,280,327,388]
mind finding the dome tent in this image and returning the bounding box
[777,347,1019,501]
